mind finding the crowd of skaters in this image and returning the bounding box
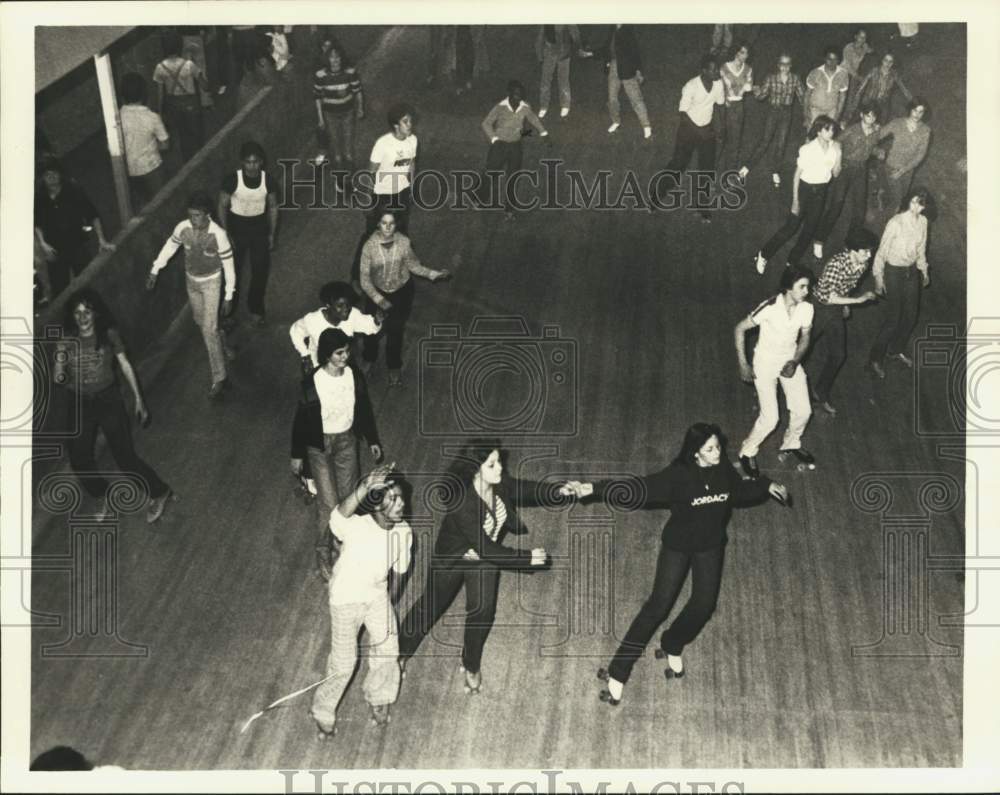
[42,21,948,740]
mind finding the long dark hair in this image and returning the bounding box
[446,438,504,485]
[63,287,114,350]
[672,423,726,467]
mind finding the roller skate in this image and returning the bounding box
[777,447,816,472]
[146,490,179,524]
[458,663,481,695]
[369,703,391,727]
[596,667,621,706]
[739,455,760,479]
[654,648,685,679]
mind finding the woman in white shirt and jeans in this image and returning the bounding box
[754,115,841,274]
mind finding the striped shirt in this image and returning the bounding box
[814,250,869,305]
[151,219,236,298]
[757,72,805,107]
[482,496,508,542]
[313,66,362,111]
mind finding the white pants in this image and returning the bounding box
[740,355,812,458]
[311,590,400,731]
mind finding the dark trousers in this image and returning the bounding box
[666,113,717,174]
[869,265,921,363]
[880,165,915,215]
[745,103,793,174]
[607,544,725,684]
[67,385,168,501]
[454,26,475,85]
[399,559,502,675]
[365,188,412,237]
[47,243,89,298]
[163,94,204,162]
[482,139,524,208]
[808,302,847,402]
[719,100,745,170]
[760,181,829,264]
[666,114,717,218]
[227,216,271,316]
[816,161,869,241]
[362,278,415,370]
[128,166,165,211]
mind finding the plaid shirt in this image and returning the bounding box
[858,66,912,104]
[814,250,868,305]
[758,72,805,107]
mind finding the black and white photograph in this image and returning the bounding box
[2,1,998,792]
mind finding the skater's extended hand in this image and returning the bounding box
[301,355,314,377]
[134,400,149,426]
[922,271,930,288]
[362,462,395,493]
[559,481,593,499]
[790,199,801,216]
[780,360,798,378]
[432,269,452,282]
[858,289,878,304]
[739,363,755,384]
[462,548,481,561]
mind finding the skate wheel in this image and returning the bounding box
[665,667,685,680]
[597,667,610,682]
[598,689,620,706]
[654,649,665,660]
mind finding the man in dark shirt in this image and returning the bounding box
[33,160,114,297]
[217,140,279,326]
[814,104,882,256]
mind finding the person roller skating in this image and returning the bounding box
[562,423,789,706]
[735,266,816,478]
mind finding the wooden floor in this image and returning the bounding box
[29,23,966,769]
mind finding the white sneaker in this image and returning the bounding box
[755,251,767,275]
[643,126,653,139]
[312,153,327,166]
[560,107,570,118]
[813,242,823,259]
[538,108,548,119]
[772,173,781,187]
[607,122,620,134]
[738,166,749,180]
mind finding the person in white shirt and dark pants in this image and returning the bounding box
[754,115,841,274]
[664,54,725,222]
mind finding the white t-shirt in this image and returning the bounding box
[796,138,840,185]
[327,511,412,606]
[314,366,355,434]
[290,307,381,365]
[749,297,814,361]
[369,132,418,195]
[679,76,725,127]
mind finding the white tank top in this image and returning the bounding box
[230,169,268,217]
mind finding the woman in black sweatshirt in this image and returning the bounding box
[398,440,555,694]
[565,422,789,706]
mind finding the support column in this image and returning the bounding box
[93,51,132,225]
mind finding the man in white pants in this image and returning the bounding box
[735,265,815,478]
[311,463,412,736]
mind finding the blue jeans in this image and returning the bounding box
[306,431,359,538]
